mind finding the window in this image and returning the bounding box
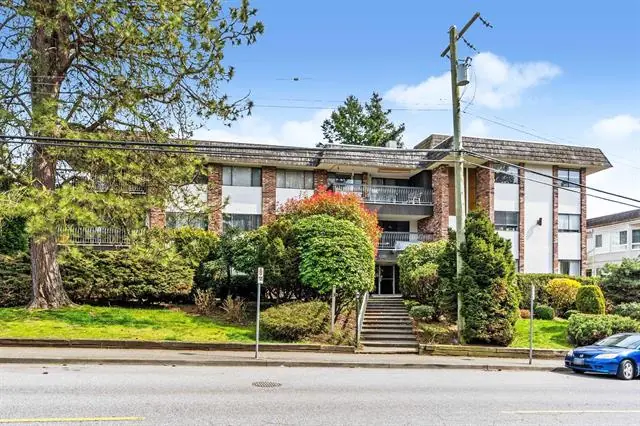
[632,230,640,250]
[371,177,409,187]
[619,231,628,245]
[222,167,261,187]
[558,214,580,232]
[328,173,362,185]
[559,260,580,276]
[166,212,208,230]
[558,169,580,188]
[494,211,519,231]
[276,170,314,189]
[586,269,593,277]
[494,164,519,184]
[223,214,262,232]
[595,234,603,248]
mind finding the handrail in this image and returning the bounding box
[332,183,433,205]
[378,232,433,251]
[355,291,369,347]
[57,226,131,247]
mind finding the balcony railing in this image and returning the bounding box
[333,184,432,205]
[57,226,131,247]
[378,232,433,251]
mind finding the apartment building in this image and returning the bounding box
[586,209,640,275]
[140,134,610,293]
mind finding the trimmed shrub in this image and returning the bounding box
[261,301,329,342]
[295,215,374,296]
[576,285,606,314]
[520,309,531,319]
[613,302,640,320]
[397,241,449,313]
[440,211,520,346]
[409,305,436,321]
[534,305,555,320]
[545,278,581,315]
[564,309,580,319]
[0,253,31,307]
[417,323,457,345]
[516,273,600,309]
[600,259,640,305]
[567,314,640,346]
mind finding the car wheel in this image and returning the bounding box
[616,360,636,380]
[572,369,585,374]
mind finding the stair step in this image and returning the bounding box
[359,347,419,354]
[363,327,414,333]
[360,340,418,348]
[361,333,416,341]
[364,320,413,325]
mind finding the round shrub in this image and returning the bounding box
[564,309,580,319]
[409,305,436,321]
[613,302,640,320]
[519,309,531,319]
[545,278,581,314]
[534,305,555,320]
[567,314,640,346]
[261,301,329,342]
[576,285,606,314]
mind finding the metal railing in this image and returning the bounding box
[377,232,433,251]
[355,291,369,347]
[57,226,131,247]
[332,184,432,205]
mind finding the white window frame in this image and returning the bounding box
[558,169,580,188]
[276,169,314,190]
[494,164,519,184]
[222,167,262,187]
[595,234,603,248]
[223,214,262,232]
[558,214,580,233]
[632,229,640,250]
[559,259,580,276]
[494,211,519,231]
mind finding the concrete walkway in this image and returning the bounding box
[0,346,566,371]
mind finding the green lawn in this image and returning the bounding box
[0,305,256,342]
[510,318,571,350]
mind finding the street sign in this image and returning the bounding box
[257,267,264,285]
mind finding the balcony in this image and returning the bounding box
[377,232,433,251]
[333,184,433,217]
[57,226,131,248]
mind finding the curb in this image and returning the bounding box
[0,338,354,354]
[420,344,567,360]
[0,357,569,372]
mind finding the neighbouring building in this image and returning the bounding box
[586,209,640,276]
[62,134,611,293]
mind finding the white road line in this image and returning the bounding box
[503,410,640,415]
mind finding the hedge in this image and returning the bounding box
[397,241,448,310]
[261,301,329,342]
[534,305,555,320]
[0,253,32,307]
[0,217,28,255]
[516,274,600,308]
[544,278,581,315]
[575,285,606,314]
[409,305,436,321]
[613,302,640,320]
[567,314,640,346]
[600,259,640,305]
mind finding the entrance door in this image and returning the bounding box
[376,265,397,294]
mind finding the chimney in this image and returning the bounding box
[386,140,398,149]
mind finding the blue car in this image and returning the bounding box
[565,333,640,380]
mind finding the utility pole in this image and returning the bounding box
[440,12,485,343]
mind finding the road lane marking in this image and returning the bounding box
[0,417,144,424]
[503,410,640,415]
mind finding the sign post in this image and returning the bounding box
[255,267,264,360]
[529,284,535,365]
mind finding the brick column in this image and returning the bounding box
[518,163,525,272]
[552,165,559,273]
[262,166,277,225]
[314,169,328,191]
[580,168,587,276]
[476,162,494,221]
[207,164,223,233]
[149,208,166,229]
[418,165,449,240]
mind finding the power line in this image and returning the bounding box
[253,104,450,112]
[464,149,640,205]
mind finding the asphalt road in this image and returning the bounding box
[1,364,639,425]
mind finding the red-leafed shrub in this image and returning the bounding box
[278,186,381,252]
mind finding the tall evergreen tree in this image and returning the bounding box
[321,92,405,147]
[0,0,263,308]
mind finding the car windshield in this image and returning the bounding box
[595,335,640,349]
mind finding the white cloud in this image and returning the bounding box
[193,109,331,147]
[464,118,489,137]
[591,115,640,140]
[385,52,561,110]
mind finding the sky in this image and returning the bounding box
[194,0,640,218]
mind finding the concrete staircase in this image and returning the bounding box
[360,295,419,354]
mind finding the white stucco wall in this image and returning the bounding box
[275,188,314,208]
[588,222,640,271]
[524,165,553,273]
[498,230,519,259]
[449,215,456,230]
[494,183,519,212]
[558,232,581,260]
[410,220,418,233]
[558,187,581,214]
[167,184,207,212]
[222,186,262,214]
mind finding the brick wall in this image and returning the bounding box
[476,162,494,221]
[262,166,277,225]
[552,165,559,273]
[149,207,166,229]
[207,164,223,233]
[418,165,449,240]
[580,167,587,276]
[314,169,328,190]
[518,163,525,272]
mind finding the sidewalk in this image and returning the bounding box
[0,346,566,371]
